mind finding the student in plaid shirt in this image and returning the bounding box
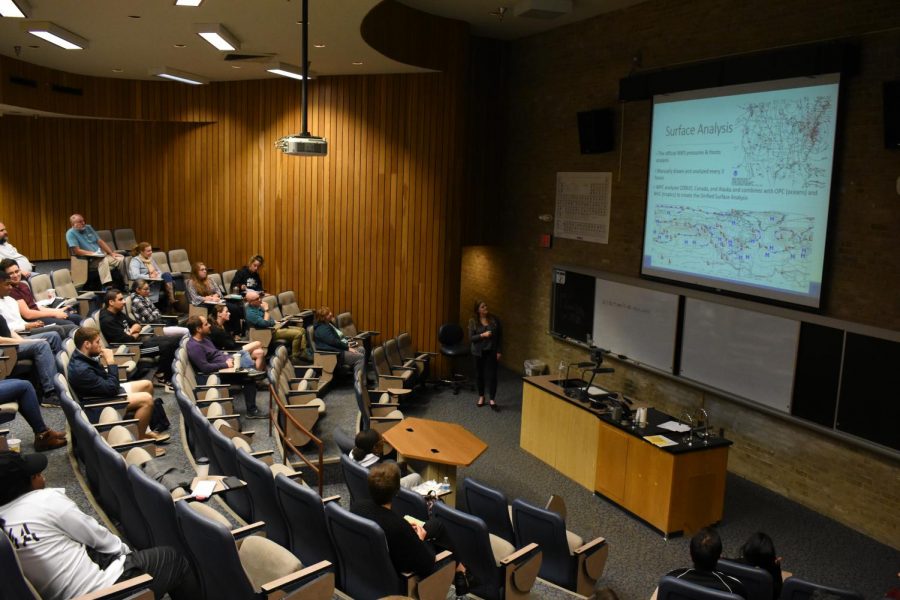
[129,279,188,338]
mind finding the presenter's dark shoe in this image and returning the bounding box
[489,401,500,412]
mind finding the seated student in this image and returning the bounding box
[313,306,364,377]
[98,289,179,387]
[185,315,265,419]
[0,270,68,341]
[244,290,306,363]
[738,532,783,600]
[128,242,177,309]
[129,279,188,338]
[67,327,169,444]
[0,274,62,407]
[350,429,421,489]
[65,214,125,290]
[0,451,191,600]
[0,221,34,279]
[209,304,265,371]
[666,527,747,598]
[352,462,469,593]
[186,262,244,336]
[0,379,66,451]
[2,259,82,332]
[230,254,265,293]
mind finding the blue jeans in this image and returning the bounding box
[15,334,60,395]
[0,379,47,433]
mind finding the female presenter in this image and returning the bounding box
[468,300,502,411]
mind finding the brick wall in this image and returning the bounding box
[461,0,900,549]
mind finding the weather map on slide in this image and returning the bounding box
[650,205,815,293]
[731,95,836,189]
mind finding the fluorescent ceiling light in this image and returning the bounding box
[175,0,203,5]
[0,0,30,18]
[194,23,239,51]
[266,61,309,81]
[150,67,208,85]
[23,21,88,49]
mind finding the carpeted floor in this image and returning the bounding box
[6,364,898,599]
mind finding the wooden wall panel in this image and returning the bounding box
[0,62,468,358]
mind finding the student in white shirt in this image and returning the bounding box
[0,451,192,600]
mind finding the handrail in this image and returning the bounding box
[268,381,324,496]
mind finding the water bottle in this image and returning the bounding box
[440,477,451,493]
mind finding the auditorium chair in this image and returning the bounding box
[174,501,335,600]
[657,575,745,600]
[339,453,372,508]
[716,558,774,600]
[113,228,138,252]
[459,477,517,544]
[235,445,305,547]
[433,502,542,600]
[396,331,436,378]
[511,498,609,597]
[274,474,340,573]
[96,228,116,250]
[167,249,192,276]
[324,502,455,600]
[353,367,404,434]
[779,577,864,600]
[371,345,416,390]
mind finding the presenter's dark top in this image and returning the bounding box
[469,316,502,356]
[523,375,732,455]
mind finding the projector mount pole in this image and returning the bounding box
[300,0,310,137]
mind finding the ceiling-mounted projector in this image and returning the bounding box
[275,134,328,156]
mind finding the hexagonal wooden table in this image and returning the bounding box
[382,417,488,505]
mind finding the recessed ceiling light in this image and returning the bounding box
[28,44,38,48]
[352,61,363,66]
[194,23,240,51]
[175,0,203,6]
[174,43,186,48]
[128,15,141,19]
[0,0,31,18]
[150,66,208,85]
[313,43,325,48]
[111,68,123,73]
[23,21,88,50]
[231,65,241,69]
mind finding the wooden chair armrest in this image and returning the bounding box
[195,397,235,406]
[94,418,139,430]
[502,542,542,594]
[204,413,241,422]
[250,450,274,459]
[194,383,231,390]
[575,536,606,554]
[83,398,129,408]
[111,439,156,452]
[286,390,318,400]
[377,375,407,382]
[231,521,265,539]
[72,573,153,600]
[289,376,320,384]
[322,494,341,504]
[313,350,340,356]
[259,560,334,598]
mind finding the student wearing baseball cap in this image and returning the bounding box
[0,451,192,600]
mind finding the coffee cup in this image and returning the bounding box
[7,438,22,452]
[196,457,209,478]
[46,288,56,299]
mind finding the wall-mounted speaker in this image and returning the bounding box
[577,108,615,154]
[884,80,900,150]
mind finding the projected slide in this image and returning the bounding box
[642,74,840,307]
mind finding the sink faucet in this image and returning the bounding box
[681,411,694,446]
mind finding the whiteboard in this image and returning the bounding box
[592,278,679,373]
[680,298,799,412]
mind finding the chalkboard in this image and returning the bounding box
[680,298,800,412]
[551,269,595,344]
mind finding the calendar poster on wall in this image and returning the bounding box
[554,172,611,244]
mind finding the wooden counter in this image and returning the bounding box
[521,375,731,536]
